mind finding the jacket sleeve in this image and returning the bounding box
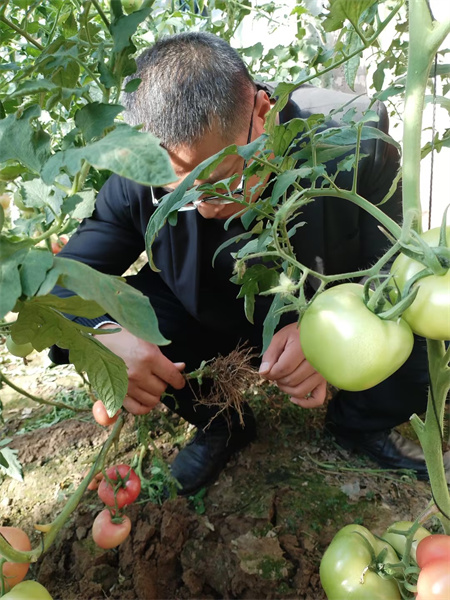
[49,175,148,362]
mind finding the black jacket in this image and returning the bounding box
[54,84,402,332]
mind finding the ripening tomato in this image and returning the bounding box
[381,520,431,562]
[92,400,121,426]
[416,559,450,599]
[97,464,141,508]
[0,580,53,599]
[0,526,31,590]
[416,534,450,568]
[320,524,401,599]
[5,336,34,358]
[92,509,131,549]
[391,226,450,340]
[300,283,414,391]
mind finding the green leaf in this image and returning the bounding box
[110,3,156,54]
[0,164,27,181]
[323,0,376,32]
[51,59,80,89]
[235,264,279,324]
[0,105,51,173]
[11,301,127,413]
[0,238,31,318]
[20,248,54,296]
[124,78,141,93]
[52,257,169,345]
[8,79,57,99]
[262,295,287,354]
[343,30,362,91]
[323,125,400,149]
[19,178,54,209]
[69,189,97,219]
[41,125,175,187]
[74,103,124,142]
[32,294,106,318]
[0,447,23,482]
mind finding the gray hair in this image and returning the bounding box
[122,32,256,148]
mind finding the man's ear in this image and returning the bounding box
[253,90,272,136]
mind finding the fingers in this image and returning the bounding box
[123,394,157,415]
[152,356,186,390]
[276,371,323,398]
[290,379,327,409]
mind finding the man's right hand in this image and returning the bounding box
[95,325,186,415]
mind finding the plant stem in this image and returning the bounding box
[410,340,450,534]
[91,0,110,28]
[0,415,125,564]
[0,15,44,50]
[0,370,89,413]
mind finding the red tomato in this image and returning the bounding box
[98,464,141,508]
[92,400,121,426]
[416,559,450,599]
[92,509,131,549]
[417,534,450,568]
[50,236,68,254]
[0,527,31,590]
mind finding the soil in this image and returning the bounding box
[0,341,435,600]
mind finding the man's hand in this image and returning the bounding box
[259,322,327,408]
[95,325,186,415]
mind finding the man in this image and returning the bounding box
[51,31,441,495]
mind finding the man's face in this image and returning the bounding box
[164,90,271,220]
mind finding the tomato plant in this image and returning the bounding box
[416,559,450,599]
[382,521,431,562]
[391,227,450,340]
[92,401,121,427]
[92,509,131,549]
[0,527,31,591]
[416,534,450,568]
[5,336,34,359]
[299,283,414,391]
[320,524,401,599]
[0,580,53,599]
[98,464,141,508]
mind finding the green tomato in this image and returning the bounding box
[300,283,414,391]
[391,227,450,340]
[1,580,53,599]
[121,0,143,13]
[320,524,401,600]
[5,336,34,358]
[381,520,431,563]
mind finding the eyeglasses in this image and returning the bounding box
[151,95,256,212]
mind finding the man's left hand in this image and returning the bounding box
[259,322,327,408]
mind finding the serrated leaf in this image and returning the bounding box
[262,295,286,354]
[0,105,51,173]
[0,447,23,482]
[19,178,54,209]
[110,3,154,54]
[0,238,31,318]
[11,301,127,412]
[69,189,96,219]
[41,125,175,187]
[323,0,376,32]
[323,125,400,149]
[235,264,279,324]
[52,257,169,345]
[0,164,27,181]
[343,31,362,91]
[20,247,54,296]
[74,103,124,142]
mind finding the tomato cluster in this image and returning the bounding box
[90,464,141,549]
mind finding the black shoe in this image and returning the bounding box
[170,410,257,496]
[328,427,450,482]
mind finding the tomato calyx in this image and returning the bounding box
[362,276,418,322]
